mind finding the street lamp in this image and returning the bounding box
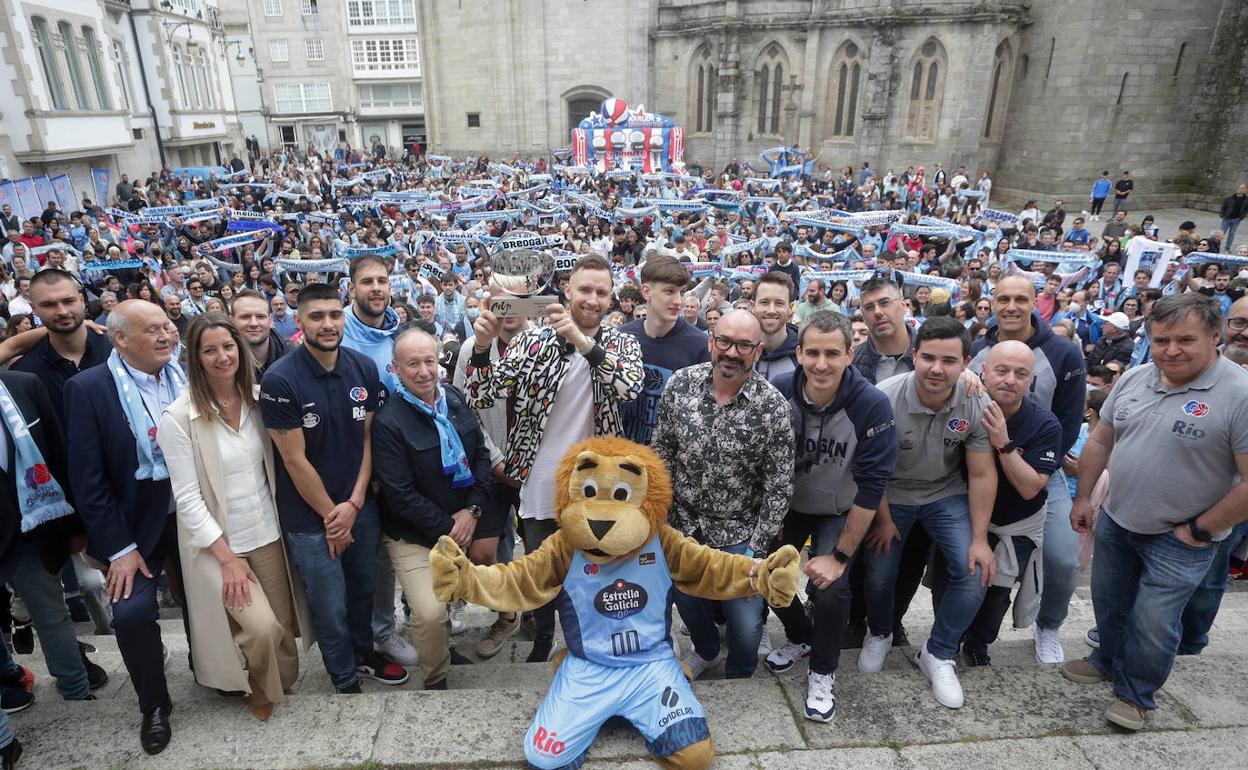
[162,20,195,50]
[223,39,249,67]
[782,74,804,146]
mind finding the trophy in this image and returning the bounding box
[487,239,557,319]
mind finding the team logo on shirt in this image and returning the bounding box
[349,386,368,403]
[1182,400,1209,417]
[595,579,647,620]
[583,563,599,576]
[638,552,655,566]
[301,412,320,428]
[947,418,970,433]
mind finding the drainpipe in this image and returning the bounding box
[128,8,167,168]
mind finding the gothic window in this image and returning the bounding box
[905,38,945,141]
[689,46,715,133]
[983,41,1012,139]
[81,27,110,110]
[829,41,864,138]
[58,21,90,109]
[754,43,788,136]
[32,17,67,110]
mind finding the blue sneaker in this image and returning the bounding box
[804,670,836,723]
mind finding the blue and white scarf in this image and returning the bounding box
[107,351,186,481]
[0,379,74,532]
[396,384,474,489]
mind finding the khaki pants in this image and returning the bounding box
[228,539,300,705]
[383,536,449,687]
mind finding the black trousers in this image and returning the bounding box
[1090,197,1106,216]
[847,522,932,636]
[520,518,559,642]
[768,511,855,675]
[930,535,1036,654]
[112,514,185,715]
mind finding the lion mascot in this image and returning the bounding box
[432,435,800,770]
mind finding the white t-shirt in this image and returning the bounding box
[518,353,594,521]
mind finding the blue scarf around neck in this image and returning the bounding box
[396,383,474,489]
[0,379,74,532]
[107,350,186,481]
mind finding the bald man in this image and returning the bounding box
[933,340,1063,666]
[969,275,1086,664]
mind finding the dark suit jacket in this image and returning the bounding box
[0,370,77,582]
[65,364,171,565]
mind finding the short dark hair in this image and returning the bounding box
[798,309,853,348]
[775,241,793,254]
[349,254,389,281]
[298,282,342,306]
[1086,364,1114,383]
[757,270,793,296]
[638,256,690,289]
[1146,292,1222,336]
[914,315,971,357]
[860,277,901,298]
[29,268,80,292]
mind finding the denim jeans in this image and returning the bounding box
[371,542,398,642]
[1222,218,1241,250]
[8,541,90,700]
[674,539,764,678]
[1037,469,1078,630]
[932,536,1037,654]
[862,494,988,660]
[285,500,382,689]
[770,513,853,675]
[1178,519,1248,654]
[1089,513,1217,710]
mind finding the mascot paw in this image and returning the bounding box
[757,545,800,608]
[430,535,471,603]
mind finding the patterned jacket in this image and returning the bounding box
[464,325,644,482]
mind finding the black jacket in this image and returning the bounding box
[371,385,493,547]
[0,370,80,582]
[1086,333,1134,368]
[257,327,293,379]
[1222,193,1248,221]
[852,325,916,385]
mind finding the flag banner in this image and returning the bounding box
[419,258,446,281]
[200,229,274,253]
[276,257,348,273]
[14,177,42,219]
[226,208,265,220]
[50,174,77,212]
[90,168,110,208]
[979,208,1019,226]
[226,219,282,233]
[337,243,400,258]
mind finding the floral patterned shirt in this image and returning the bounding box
[652,363,795,554]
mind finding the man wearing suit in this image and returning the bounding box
[66,300,185,755]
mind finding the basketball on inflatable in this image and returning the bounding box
[600,98,629,125]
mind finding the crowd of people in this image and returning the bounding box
[0,145,1245,768]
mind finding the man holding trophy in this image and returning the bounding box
[463,250,644,663]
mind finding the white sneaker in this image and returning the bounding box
[680,648,717,680]
[765,641,811,673]
[757,631,773,658]
[804,670,837,722]
[449,600,467,636]
[1034,625,1065,664]
[374,633,419,667]
[857,632,892,673]
[916,642,964,709]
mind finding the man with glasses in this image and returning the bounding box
[652,309,795,680]
[180,279,207,317]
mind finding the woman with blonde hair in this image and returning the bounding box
[157,313,312,721]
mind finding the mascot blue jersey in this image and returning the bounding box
[556,533,675,667]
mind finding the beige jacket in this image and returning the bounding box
[157,389,314,694]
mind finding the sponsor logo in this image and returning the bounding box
[594,579,647,620]
[23,463,51,490]
[1182,400,1209,417]
[638,552,655,566]
[349,386,368,403]
[947,418,970,433]
[1172,420,1207,440]
[532,727,565,756]
[301,412,320,429]
[660,686,680,708]
[657,687,695,728]
[583,563,599,576]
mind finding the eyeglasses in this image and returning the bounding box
[711,335,761,356]
[1228,318,1248,332]
[860,297,896,314]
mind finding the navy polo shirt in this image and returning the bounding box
[992,396,1063,526]
[259,345,382,534]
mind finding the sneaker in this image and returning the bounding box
[765,641,812,673]
[1034,626,1065,664]
[1,686,32,714]
[374,633,419,667]
[1061,657,1110,684]
[916,643,964,709]
[804,670,837,722]
[757,632,773,658]
[527,636,553,664]
[857,633,892,673]
[680,648,717,680]
[961,647,991,667]
[336,682,362,694]
[0,667,33,694]
[477,614,521,659]
[355,650,410,686]
[1105,698,1148,731]
[449,600,466,636]
[1085,627,1100,649]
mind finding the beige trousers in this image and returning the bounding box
[227,539,300,705]
[383,536,450,686]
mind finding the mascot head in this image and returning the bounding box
[554,436,672,565]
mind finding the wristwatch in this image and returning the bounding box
[1188,519,1213,543]
[996,441,1018,455]
[468,505,483,520]
[831,547,852,565]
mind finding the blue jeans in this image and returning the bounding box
[0,642,15,749]
[863,494,988,660]
[285,501,382,689]
[1222,218,1241,249]
[8,541,90,700]
[371,542,398,642]
[673,539,763,678]
[1178,519,1248,654]
[1037,469,1078,630]
[1089,513,1217,710]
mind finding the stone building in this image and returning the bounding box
[418,0,1248,210]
